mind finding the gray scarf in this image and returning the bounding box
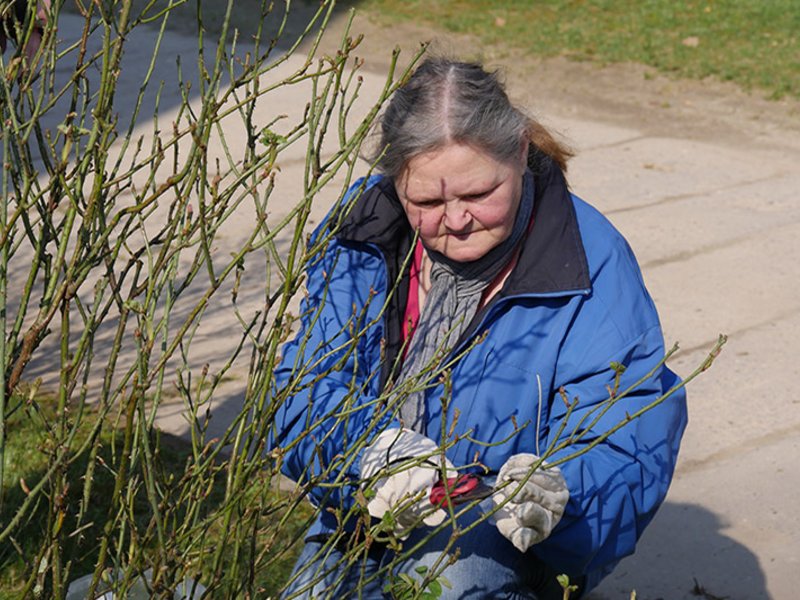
[397,170,534,432]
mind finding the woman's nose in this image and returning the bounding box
[443,201,471,231]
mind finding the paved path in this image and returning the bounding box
[553,112,799,600]
[22,9,800,600]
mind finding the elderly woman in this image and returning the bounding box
[272,58,686,599]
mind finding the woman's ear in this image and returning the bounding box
[518,139,530,171]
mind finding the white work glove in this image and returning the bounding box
[360,428,454,537]
[492,453,569,552]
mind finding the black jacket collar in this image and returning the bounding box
[335,159,591,298]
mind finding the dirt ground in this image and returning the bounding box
[114,0,799,149]
[316,10,800,152]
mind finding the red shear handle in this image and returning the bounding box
[429,474,489,508]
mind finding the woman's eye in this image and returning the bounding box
[416,199,442,208]
[464,191,489,201]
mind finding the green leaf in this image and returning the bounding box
[379,510,396,530]
[259,128,288,146]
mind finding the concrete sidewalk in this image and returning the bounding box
[559,116,800,600]
[19,9,800,600]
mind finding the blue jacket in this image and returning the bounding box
[271,160,687,590]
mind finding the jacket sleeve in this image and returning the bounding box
[267,179,391,509]
[532,222,687,585]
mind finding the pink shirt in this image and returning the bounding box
[401,214,535,354]
[401,240,425,353]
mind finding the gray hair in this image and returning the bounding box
[373,58,530,178]
[372,58,572,178]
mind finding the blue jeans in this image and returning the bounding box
[281,498,577,599]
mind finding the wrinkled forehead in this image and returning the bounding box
[397,142,522,201]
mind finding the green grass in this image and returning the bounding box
[0,394,311,598]
[354,0,800,99]
[0,396,119,598]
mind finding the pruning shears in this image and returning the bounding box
[429,473,493,508]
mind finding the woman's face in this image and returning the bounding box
[395,141,528,263]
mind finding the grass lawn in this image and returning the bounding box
[353,0,800,99]
[0,394,311,598]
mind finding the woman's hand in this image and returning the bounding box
[491,454,569,552]
[360,428,455,537]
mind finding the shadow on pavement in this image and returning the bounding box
[30,1,356,141]
[588,501,768,600]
